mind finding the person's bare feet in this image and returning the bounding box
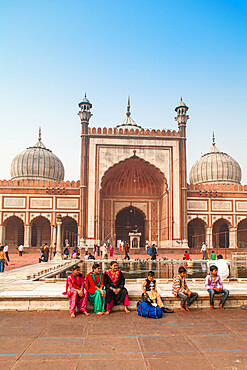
[210,305,215,310]
[70,313,76,318]
[83,311,90,316]
[180,307,186,312]
[96,311,103,315]
[124,306,130,314]
[105,311,110,315]
[185,306,190,311]
[220,304,225,310]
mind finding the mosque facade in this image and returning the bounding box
[0,97,247,250]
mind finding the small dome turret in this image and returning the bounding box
[10,129,64,182]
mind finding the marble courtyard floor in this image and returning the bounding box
[0,309,247,369]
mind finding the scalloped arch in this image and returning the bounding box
[188,216,207,227]
[101,155,167,197]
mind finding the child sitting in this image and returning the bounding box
[172,266,198,311]
[205,265,229,310]
[141,271,173,313]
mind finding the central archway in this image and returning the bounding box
[115,206,145,247]
[100,154,168,245]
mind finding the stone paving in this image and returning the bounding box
[0,309,247,369]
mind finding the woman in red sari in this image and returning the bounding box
[85,263,106,315]
[63,265,89,318]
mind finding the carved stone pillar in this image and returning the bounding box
[24,225,31,248]
[205,227,212,249]
[0,225,5,245]
[54,214,63,260]
[229,227,237,249]
[51,225,57,246]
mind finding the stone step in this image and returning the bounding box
[0,293,246,311]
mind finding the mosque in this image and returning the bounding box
[0,96,247,250]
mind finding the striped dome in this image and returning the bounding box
[189,143,241,185]
[11,137,64,182]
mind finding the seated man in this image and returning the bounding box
[205,265,229,310]
[141,271,173,313]
[172,266,198,311]
[63,265,89,318]
[103,261,130,314]
[39,250,48,263]
[215,254,230,280]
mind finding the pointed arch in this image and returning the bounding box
[237,218,247,248]
[4,215,24,247]
[62,216,78,248]
[30,216,51,247]
[188,217,206,248]
[101,155,168,197]
[213,218,229,249]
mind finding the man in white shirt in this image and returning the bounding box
[215,254,230,280]
[3,244,9,262]
[18,244,24,257]
[201,242,207,260]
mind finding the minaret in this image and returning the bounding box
[78,94,93,246]
[175,97,189,247]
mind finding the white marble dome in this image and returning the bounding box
[11,134,64,182]
[189,140,241,185]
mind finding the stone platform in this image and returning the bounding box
[0,260,247,311]
[1,310,247,369]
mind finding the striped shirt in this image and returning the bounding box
[205,274,223,290]
[172,275,189,296]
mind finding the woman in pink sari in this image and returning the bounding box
[63,265,89,318]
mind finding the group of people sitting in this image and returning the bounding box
[172,265,229,311]
[63,261,130,318]
[63,260,230,318]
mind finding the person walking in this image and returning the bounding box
[201,242,207,260]
[18,244,24,257]
[109,244,114,258]
[3,244,9,262]
[0,246,8,272]
[151,244,157,260]
[124,243,130,260]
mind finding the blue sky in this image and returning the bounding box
[0,0,247,182]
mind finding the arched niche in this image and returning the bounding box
[115,206,145,247]
[4,216,24,247]
[188,218,206,248]
[62,216,78,248]
[237,218,247,248]
[213,218,230,249]
[31,216,51,247]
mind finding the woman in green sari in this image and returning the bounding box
[85,263,106,315]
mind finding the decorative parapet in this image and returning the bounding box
[0,179,80,188]
[188,183,247,192]
[88,127,179,137]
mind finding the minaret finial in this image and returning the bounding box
[212,131,215,146]
[84,93,87,98]
[180,96,183,101]
[38,126,41,141]
[126,96,131,117]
